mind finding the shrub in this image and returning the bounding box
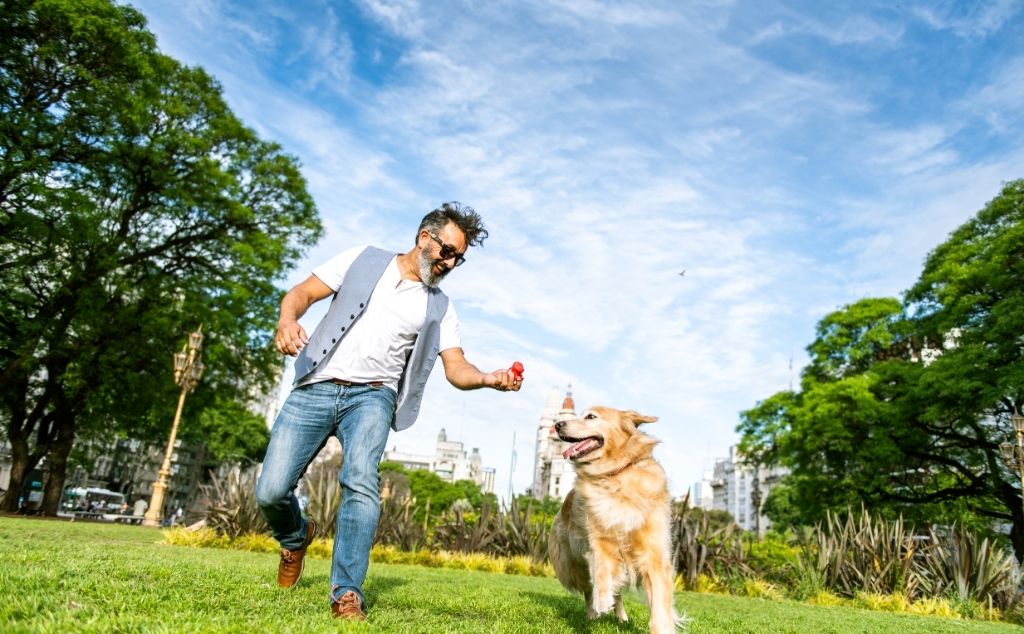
[854,592,910,613]
[906,596,961,619]
[231,532,278,554]
[307,537,332,560]
[162,526,229,549]
[915,525,1024,613]
[201,464,268,538]
[303,454,342,539]
[739,578,783,600]
[672,506,751,590]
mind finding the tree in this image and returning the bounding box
[759,483,799,529]
[902,178,1024,555]
[0,0,321,513]
[738,181,1024,559]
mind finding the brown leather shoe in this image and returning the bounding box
[331,590,367,621]
[277,519,316,588]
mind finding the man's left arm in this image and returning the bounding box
[440,348,522,392]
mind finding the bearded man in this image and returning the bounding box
[255,202,522,620]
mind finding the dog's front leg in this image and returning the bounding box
[642,562,680,634]
[583,590,599,620]
[587,538,620,616]
[614,593,628,622]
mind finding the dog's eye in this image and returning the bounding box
[584,413,597,420]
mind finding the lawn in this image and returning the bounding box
[0,516,1019,633]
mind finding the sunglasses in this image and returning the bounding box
[428,231,466,267]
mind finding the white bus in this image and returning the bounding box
[61,486,127,517]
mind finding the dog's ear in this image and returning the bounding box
[624,411,658,426]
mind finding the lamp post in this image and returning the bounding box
[1000,413,1024,521]
[142,326,205,528]
[751,465,763,538]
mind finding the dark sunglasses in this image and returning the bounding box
[428,231,466,267]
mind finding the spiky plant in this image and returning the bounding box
[795,507,918,598]
[917,524,1024,612]
[671,506,750,590]
[431,502,499,554]
[374,493,428,551]
[201,463,268,538]
[302,453,342,538]
[500,496,551,562]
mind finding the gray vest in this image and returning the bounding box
[292,246,449,431]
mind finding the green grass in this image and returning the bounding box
[0,516,1019,633]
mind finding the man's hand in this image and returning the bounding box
[274,275,333,357]
[276,320,309,356]
[481,367,523,392]
[440,348,525,391]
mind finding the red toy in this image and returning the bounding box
[509,361,524,379]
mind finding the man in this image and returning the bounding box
[255,202,522,621]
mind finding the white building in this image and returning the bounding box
[382,428,495,494]
[530,386,577,501]
[689,470,715,510]
[709,445,788,535]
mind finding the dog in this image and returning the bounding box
[547,406,683,633]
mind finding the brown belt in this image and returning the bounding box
[330,378,384,387]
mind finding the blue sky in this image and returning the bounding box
[129,0,1024,501]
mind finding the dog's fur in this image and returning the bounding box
[547,406,683,633]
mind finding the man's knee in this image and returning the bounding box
[255,475,288,509]
[339,466,380,502]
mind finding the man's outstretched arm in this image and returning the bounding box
[440,347,522,392]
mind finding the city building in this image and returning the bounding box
[530,385,577,501]
[709,445,788,535]
[689,470,715,510]
[382,428,495,494]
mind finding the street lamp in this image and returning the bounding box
[1000,413,1024,521]
[751,465,763,538]
[142,326,206,528]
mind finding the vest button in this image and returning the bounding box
[350,314,355,319]
[360,303,364,308]
[332,338,336,343]
[322,349,327,354]
[341,327,346,332]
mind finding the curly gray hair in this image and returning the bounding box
[416,202,489,247]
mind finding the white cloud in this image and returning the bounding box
[128,0,1024,500]
[912,0,1021,38]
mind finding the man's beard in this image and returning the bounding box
[418,250,450,288]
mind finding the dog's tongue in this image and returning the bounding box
[563,438,599,460]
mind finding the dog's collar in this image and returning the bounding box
[595,457,650,479]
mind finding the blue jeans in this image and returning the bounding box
[255,381,395,607]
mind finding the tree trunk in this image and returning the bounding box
[0,438,42,512]
[1010,507,1024,565]
[40,415,77,515]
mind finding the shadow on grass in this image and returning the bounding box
[364,573,412,609]
[524,590,647,634]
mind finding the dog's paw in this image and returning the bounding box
[614,596,628,622]
[591,592,614,616]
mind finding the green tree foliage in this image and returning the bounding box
[378,462,492,522]
[759,483,799,529]
[738,180,1024,559]
[195,398,270,466]
[0,0,321,513]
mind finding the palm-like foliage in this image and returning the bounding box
[201,464,268,538]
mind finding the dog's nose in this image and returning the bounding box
[555,420,565,433]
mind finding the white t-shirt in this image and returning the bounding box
[298,245,461,391]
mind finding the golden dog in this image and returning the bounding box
[547,406,683,633]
